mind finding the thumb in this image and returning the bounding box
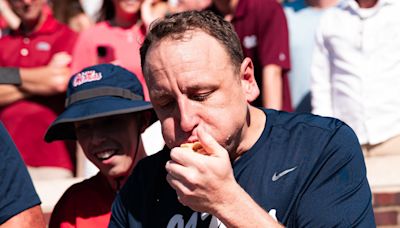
[197,127,229,159]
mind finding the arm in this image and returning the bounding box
[310,17,333,116]
[262,64,282,110]
[0,85,28,106]
[0,122,44,227]
[212,183,283,228]
[0,0,20,30]
[166,127,283,227]
[0,52,72,106]
[1,206,45,228]
[257,1,290,110]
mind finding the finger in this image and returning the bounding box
[165,159,194,182]
[165,160,189,179]
[197,127,227,158]
[170,146,206,167]
[166,173,194,197]
[166,160,200,189]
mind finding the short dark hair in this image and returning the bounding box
[140,10,244,73]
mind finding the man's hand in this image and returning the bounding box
[166,127,284,227]
[20,52,72,95]
[165,127,237,213]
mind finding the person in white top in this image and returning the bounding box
[311,0,400,156]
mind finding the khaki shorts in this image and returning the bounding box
[362,134,400,157]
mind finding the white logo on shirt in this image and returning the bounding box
[36,41,51,51]
[272,166,297,181]
[279,53,286,62]
[167,209,278,227]
[243,35,257,49]
[269,209,278,221]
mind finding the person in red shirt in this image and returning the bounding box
[71,0,149,100]
[45,64,154,228]
[0,0,77,179]
[210,0,292,111]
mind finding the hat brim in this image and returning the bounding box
[45,96,153,142]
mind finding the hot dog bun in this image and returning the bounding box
[180,142,208,155]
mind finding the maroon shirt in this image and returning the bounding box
[0,12,77,171]
[49,172,115,227]
[211,0,292,111]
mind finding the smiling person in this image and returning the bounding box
[109,10,375,227]
[44,64,154,228]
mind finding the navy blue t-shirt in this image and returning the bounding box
[0,122,41,224]
[110,109,375,227]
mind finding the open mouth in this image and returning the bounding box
[94,149,117,161]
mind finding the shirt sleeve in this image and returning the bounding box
[291,124,375,227]
[310,15,333,116]
[109,193,129,228]
[258,0,290,70]
[0,122,41,225]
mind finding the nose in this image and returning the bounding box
[22,0,32,4]
[89,127,107,146]
[177,98,199,133]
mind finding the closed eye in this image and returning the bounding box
[189,91,214,102]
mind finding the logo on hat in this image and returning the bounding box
[73,70,103,87]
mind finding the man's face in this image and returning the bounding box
[176,0,212,12]
[113,0,142,15]
[75,113,140,179]
[144,31,255,153]
[7,0,44,22]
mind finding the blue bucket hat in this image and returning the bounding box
[45,64,152,142]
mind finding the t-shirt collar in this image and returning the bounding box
[340,0,394,18]
[13,11,58,36]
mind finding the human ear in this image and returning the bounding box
[240,57,260,102]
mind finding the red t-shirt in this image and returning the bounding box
[0,12,77,170]
[212,0,292,111]
[71,21,148,100]
[49,173,115,228]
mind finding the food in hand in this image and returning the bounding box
[180,142,208,155]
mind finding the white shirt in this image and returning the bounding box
[311,0,400,145]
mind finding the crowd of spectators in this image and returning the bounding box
[1,0,398,226]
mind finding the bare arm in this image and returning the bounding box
[0,85,29,106]
[0,0,21,30]
[0,52,72,106]
[1,205,46,228]
[262,64,282,110]
[212,183,284,228]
